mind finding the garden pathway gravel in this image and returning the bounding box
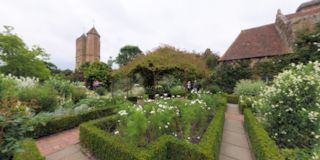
[219,104,254,160]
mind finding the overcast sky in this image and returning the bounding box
[0,0,306,69]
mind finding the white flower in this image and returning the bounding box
[118,110,128,116]
[114,130,119,135]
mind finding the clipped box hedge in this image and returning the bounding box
[26,107,115,138]
[13,139,44,160]
[244,109,284,160]
[226,94,239,104]
[80,104,226,160]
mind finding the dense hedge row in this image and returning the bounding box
[226,94,239,104]
[26,107,114,138]
[13,139,44,160]
[244,109,284,160]
[80,104,226,160]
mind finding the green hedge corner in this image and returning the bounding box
[26,107,115,138]
[80,104,226,160]
[13,139,44,160]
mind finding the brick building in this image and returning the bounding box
[220,0,320,62]
[75,27,100,69]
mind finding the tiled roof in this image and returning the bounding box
[287,5,320,19]
[220,24,291,61]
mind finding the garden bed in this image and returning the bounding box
[80,94,226,160]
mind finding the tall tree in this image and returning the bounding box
[116,45,142,66]
[0,26,50,80]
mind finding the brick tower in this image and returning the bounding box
[75,27,100,69]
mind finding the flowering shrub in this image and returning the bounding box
[254,62,320,148]
[234,79,266,96]
[112,94,226,146]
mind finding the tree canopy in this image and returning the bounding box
[116,45,142,66]
[0,26,50,80]
[80,61,112,88]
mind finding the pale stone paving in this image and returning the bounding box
[219,104,254,160]
[36,127,93,160]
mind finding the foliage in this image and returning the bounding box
[214,60,252,93]
[44,78,74,98]
[70,86,87,104]
[0,106,33,159]
[113,46,210,88]
[206,85,221,94]
[254,62,320,148]
[253,58,285,81]
[95,87,107,96]
[244,109,284,160]
[169,85,186,96]
[239,96,257,113]
[13,139,44,160]
[201,48,220,69]
[234,79,266,96]
[226,94,239,104]
[26,106,115,138]
[81,61,112,88]
[18,86,59,113]
[129,85,145,97]
[0,26,50,80]
[286,25,320,64]
[281,145,320,160]
[80,101,226,160]
[157,74,183,93]
[116,45,142,66]
[112,94,226,147]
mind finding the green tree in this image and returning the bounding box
[81,62,112,88]
[0,26,50,80]
[214,60,252,93]
[202,48,220,69]
[116,45,142,66]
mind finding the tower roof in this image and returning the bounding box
[76,33,87,41]
[87,27,100,37]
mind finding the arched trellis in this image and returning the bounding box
[111,46,210,98]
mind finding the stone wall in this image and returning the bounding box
[275,10,294,50]
[290,13,320,36]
